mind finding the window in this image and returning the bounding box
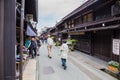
[83,12,93,23]
[87,13,93,22]
[83,15,87,23]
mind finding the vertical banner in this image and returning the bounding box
[112,39,120,55]
[26,24,36,36]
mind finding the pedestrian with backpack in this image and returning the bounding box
[60,41,69,70]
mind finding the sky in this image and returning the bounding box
[37,0,88,32]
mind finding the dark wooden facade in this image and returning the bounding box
[72,32,91,54]
[0,0,38,80]
[0,0,16,80]
[53,0,120,61]
[92,30,112,60]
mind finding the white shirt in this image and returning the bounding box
[47,37,53,45]
[60,43,69,59]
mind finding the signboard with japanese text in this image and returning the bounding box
[112,39,120,55]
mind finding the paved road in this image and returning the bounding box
[36,44,117,80]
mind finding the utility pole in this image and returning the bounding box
[19,0,25,80]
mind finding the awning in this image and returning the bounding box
[26,23,37,36]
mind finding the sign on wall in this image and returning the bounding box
[112,39,120,55]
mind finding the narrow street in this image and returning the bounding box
[36,44,117,80]
[1,1,120,80]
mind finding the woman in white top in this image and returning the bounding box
[47,35,53,58]
[60,41,69,70]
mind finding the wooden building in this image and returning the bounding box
[54,0,120,61]
[0,0,38,80]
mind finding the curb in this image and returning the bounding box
[36,56,40,80]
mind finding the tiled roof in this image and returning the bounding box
[62,0,98,20]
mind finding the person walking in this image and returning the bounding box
[60,41,69,70]
[36,38,41,56]
[25,37,31,56]
[25,37,31,49]
[47,35,54,59]
[30,37,37,58]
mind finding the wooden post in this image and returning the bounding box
[119,40,120,72]
[19,0,25,80]
[0,0,4,80]
[1,0,16,80]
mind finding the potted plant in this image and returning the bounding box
[108,60,119,73]
[67,39,78,51]
[55,41,61,46]
[51,36,55,41]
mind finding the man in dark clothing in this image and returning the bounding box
[29,38,37,58]
[37,39,41,48]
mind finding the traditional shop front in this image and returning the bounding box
[70,31,91,54]
[68,26,120,61]
[92,30,113,61]
[54,0,120,62]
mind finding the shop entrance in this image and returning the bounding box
[92,30,112,61]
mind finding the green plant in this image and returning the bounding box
[51,36,55,39]
[55,41,61,46]
[67,39,77,43]
[108,60,119,69]
[67,39,78,51]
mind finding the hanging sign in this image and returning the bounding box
[112,39,120,55]
[26,24,37,36]
[69,31,85,35]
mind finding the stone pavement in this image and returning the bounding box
[23,59,36,80]
[69,50,108,69]
[36,44,118,80]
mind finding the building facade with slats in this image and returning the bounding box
[51,0,120,61]
[0,0,38,80]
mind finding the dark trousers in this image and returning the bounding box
[33,47,37,56]
[61,58,67,68]
[29,47,37,58]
